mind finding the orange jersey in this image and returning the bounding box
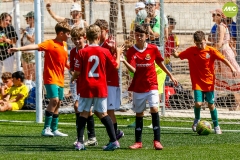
[178,46,225,91]
[38,39,68,87]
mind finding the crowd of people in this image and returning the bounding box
[0,0,239,152]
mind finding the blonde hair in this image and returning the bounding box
[70,27,86,38]
[55,21,71,34]
[86,24,101,42]
[1,72,12,80]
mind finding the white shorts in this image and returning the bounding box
[78,97,107,113]
[107,86,120,110]
[70,82,78,101]
[132,90,159,113]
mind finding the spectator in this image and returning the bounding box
[0,71,28,112]
[0,72,13,99]
[0,12,18,77]
[20,11,36,90]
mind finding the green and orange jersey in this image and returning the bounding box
[38,39,68,87]
[178,45,225,91]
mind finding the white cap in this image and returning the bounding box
[70,3,81,12]
[145,0,156,5]
[135,2,145,9]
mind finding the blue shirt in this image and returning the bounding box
[210,22,237,38]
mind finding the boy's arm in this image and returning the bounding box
[115,45,124,69]
[172,49,179,58]
[8,44,39,53]
[7,94,24,103]
[121,55,136,73]
[156,61,178,86]
[221,58,237,76]
[71,71,80,83]
[46,3,65,22]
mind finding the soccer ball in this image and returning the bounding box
[196,120,212,135]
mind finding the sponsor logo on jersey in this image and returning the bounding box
[145,54,151,60]
[74,59,80,68]
[136,63,152,67]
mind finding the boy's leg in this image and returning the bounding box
[107,86,124,140]
[84,111,98,146]
[192,90,203,132]
[206,91,222,134]
[93,98,119,151]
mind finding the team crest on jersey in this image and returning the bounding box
[206,53,210,59]
[145,54,151,60]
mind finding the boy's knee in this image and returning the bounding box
[150,107,159,113]
[136,112,144,117]
[195,102,202,107]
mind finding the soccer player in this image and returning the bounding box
[94,19,124,141]
[172,30,237,134]
[69,27,98,146]
[71,24,122,151]
[0,71,28,112]
[9,21,71,137]
[121,24,177,150]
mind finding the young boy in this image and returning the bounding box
[9,21,71,137]
[0,72,13,99]
[172,30,237,134]
[94,19,124,140]
[69,27,98,146]
[71,24,122,151]
[0,71,28,112]
[121,24,177,150]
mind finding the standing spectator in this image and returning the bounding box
[9,21,71,137]
[20,11,36,90]
[0,13,18,77]
[165,15,179,82]
[46,3,88,51]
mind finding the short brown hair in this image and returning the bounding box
[1,72,12,80]
[55,21,71,34]
[86,24,101,42]
[70,27,86,38]
[193,31,205,42]
[94,19,108,30]
[135,24,149,34]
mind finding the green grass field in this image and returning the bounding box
[1,112,240,160]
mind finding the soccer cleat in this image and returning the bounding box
[153,140,163,150]
[84,137,98,146]
[73,135,85,146]
[129,142,142,149]
[52,130,68,137]
[214,126,222,134]
[116,130,124,140]
[192,119,200,132]
[103,141,120,151]
[41,127,54,136]
[75,142,86,151]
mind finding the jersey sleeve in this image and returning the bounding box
[105,50,118,69]
[38,40,50,51]
[211,47,225,61]
[178,47,192,60]
[155,47,164,64]
[74,50,82,72]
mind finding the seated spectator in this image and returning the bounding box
[0,71,28,112]
[0,72,13,99]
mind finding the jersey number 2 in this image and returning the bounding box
[88,55,99,77]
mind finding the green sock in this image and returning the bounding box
[51,117,59,132]
[44,115,53,129]
[194,106,201,120]
[210,108,219,127]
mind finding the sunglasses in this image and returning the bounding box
[212,14,221,17]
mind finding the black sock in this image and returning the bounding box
[77,116,87,143]
[45,110,53,117]
[87,115,96,138]
[114,123,118,135]
[151,113,160,141]
[101,115,116,142]
[135,116,143,142]
[75,113,80,136]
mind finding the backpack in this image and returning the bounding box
[23,87,36,110]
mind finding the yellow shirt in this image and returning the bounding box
[8,84,28,106]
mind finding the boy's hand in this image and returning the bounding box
[232,68,237,77]
[46,3,51,9]
[117,45,125,55]
[120,55,125,62]
[106,35,116,48]
[8,48,18,53]
[170,75,178,86]
[70,77,76,84]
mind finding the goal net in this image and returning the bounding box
[1,0,240,128]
